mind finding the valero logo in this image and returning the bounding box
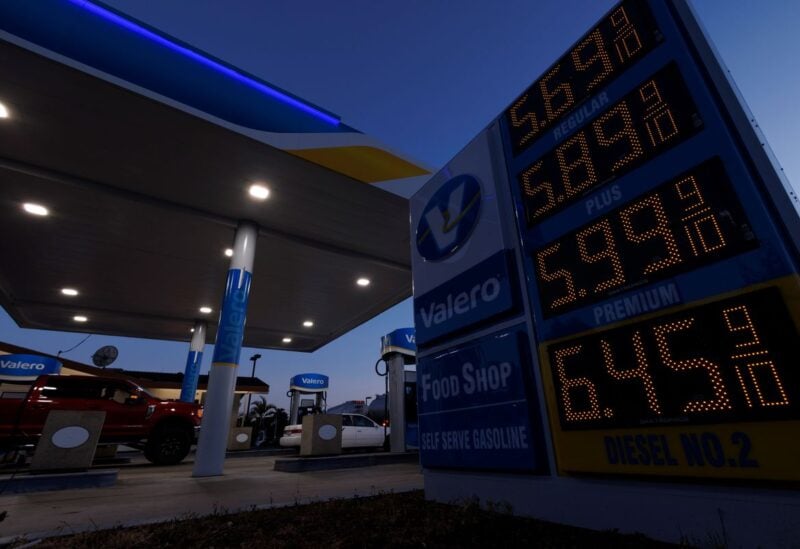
[0,353,62,381]
[290,373,329,392]
[416,174,482,261]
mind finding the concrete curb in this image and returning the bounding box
[225,448,297,459]
[0,469,118,495]
[274,451,419,472]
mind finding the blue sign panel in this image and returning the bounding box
[380,328,416,360]
[414,250,519,346]
[179,350,203,402]
[501,1,799,344]
[417,324,544,471]
[212,268,252,365]
[290,373,329,392]
[0,354,62,380]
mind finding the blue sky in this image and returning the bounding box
[2,0,798,410]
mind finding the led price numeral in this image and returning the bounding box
[552,303,790,424]
[536,171,730,314]
[724,306,790,408]
[509,4,651,150]
[522,75,680,224]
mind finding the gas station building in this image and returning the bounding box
[0,341,269,404]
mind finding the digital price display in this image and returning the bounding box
[506,1,662,155]
[519,63,703,226]
[498,0,800,481]
[535,159,757,317]
[547,287,799,430]
[538,283,800,479]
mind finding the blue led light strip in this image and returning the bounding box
[66,0,340,126]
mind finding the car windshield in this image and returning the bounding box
[352,415,375,427]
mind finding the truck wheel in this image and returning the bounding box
[144,425,191,465]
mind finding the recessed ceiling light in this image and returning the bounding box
[73,315,88,322]
[224,248,234,257]
[190,328,195,333]
[356,278,371,287]
[248,184,270,200]
[23,203,48,216]
[0,102,8,119]
[199,306,213,314]
[302,320,314,328]
[282,337,292,343]
[61,288,79,296]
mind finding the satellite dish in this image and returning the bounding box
[92,345,119,368]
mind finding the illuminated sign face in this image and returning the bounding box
[290,373,329,392]
[505,1,661,156]
[499,0,800,481]
[538,283,800,479]
[547,287,798,431]
[416,174,482,261]
[534,159,756,318]
[518,63,702,226]
[381,328,416,360]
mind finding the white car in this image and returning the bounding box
[280,413,388,450]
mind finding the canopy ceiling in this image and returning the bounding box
[0,3,427,352]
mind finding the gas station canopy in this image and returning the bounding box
[0,1,429,352]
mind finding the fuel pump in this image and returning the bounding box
[379,328,416,452]
[287,373,329,424]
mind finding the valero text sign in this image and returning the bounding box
[0,354,62,381]
[290,373,329,393]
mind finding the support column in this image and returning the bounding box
[387,353,406,453]
[380,329,415,453]
[193,222,257,477]
[179,321,206,403]
[289,391,300,425]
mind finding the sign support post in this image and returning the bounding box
[386,354,406,452]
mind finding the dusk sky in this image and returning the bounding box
[2,1,798,411]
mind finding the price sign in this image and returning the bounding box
[548,287,798,430]
[506,1,662,156]
[519,63,703,226]
[538,282,800,479]
[534,159,756,317]
[499,0,800,481]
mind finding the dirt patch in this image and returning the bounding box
[8,490,678,548]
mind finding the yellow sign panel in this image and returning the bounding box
[540,277,800,481]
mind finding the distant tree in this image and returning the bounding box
[247,396,274,424]
[274,407,289,442]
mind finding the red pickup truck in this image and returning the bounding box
[0,375,201,465]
